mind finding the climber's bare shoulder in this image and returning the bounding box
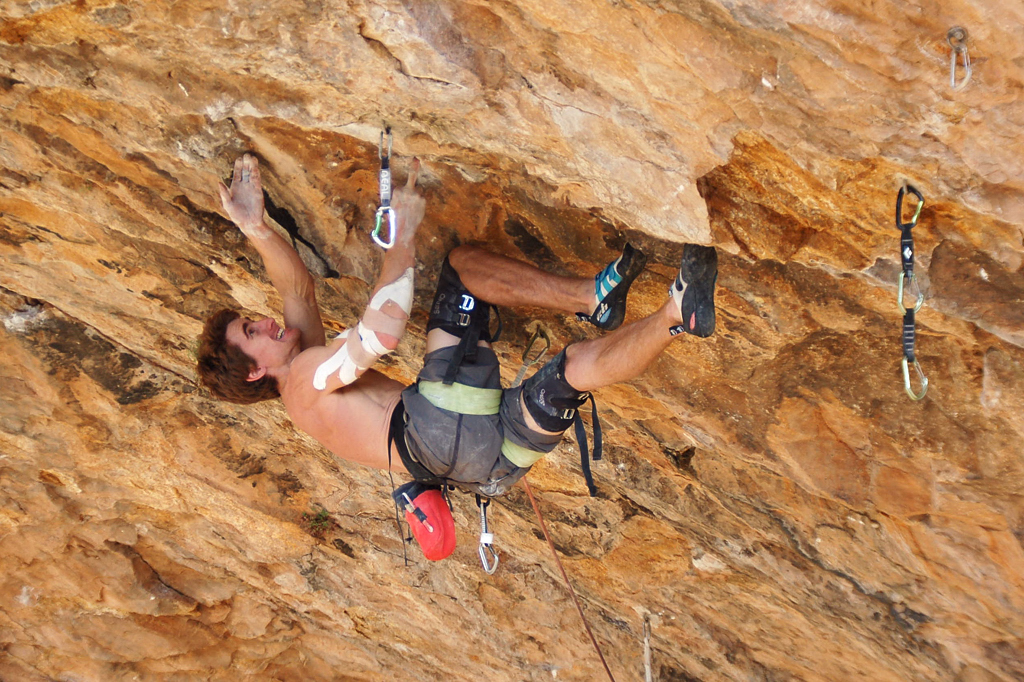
[278,348,407,472]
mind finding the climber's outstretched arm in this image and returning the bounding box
[218,153,326,350]
[311,162,425,392]
[373,159,424,306]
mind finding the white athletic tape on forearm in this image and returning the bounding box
[312,268,414,390]
[370,268,414,316]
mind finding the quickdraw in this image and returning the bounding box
[947,27,971,91]
[511,323,552,388]
[896,184,928,401]
[475,495,499,575]
[372,127,397,249]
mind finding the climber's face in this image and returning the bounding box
[225,316,301,381]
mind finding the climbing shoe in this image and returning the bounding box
[669,244,717,338]
[577,243,647,331]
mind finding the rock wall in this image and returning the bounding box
[1,1,1023,680]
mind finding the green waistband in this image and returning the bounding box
[501,439,547,467]
[418,380,502,415]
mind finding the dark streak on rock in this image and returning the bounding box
[125,151,177,183]
[17,306,167,404]
[262,189,339,278]
[332,537,356,558]
[0,75,24,91]
[665,445,697,473]
[106,541,198,608]
[503,215,563,273]
[770,513,934,638]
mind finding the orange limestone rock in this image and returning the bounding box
[1,1,1022,680]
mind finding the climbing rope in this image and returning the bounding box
[896,184,928,401]
[524,478,616,682]
[947,27,971,90]
[372,127,396,249]
[504,324,613,678]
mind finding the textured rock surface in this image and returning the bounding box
[1,1,1023,680]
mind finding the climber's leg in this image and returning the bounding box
[446,244,645,330]
[563,243,717,392]
[446,245,592,315]
[563,300,680,393]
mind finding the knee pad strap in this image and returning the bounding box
[427,257,494,342]
[522,350,590,432]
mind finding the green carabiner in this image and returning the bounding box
[372,206,396,249]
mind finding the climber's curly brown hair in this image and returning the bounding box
[197,309,280,404]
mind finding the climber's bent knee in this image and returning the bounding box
[520,349,591,433]
[427,255,493,343]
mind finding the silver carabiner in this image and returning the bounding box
[478,539,499,575]
[902,356,929,401]
[947,27,971,90]
[897,271,924,313]
[373,127,395,250]
[372,206,397,249]
[477,499,499,574]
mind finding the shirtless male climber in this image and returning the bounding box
[197,153,717,559]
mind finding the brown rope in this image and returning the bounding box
[523,478,616,682]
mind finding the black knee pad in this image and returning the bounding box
[522,349,591,433]
[428,256,493,343]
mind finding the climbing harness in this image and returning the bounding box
[388,320,603,572]
[427,257,502,386]
[896,184,929,401]
[372,127,396,249]
[524,478,616,682]
[947,27,971,91]
[475,495,499,574]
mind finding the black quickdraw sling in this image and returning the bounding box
[896,184,929,401]
[372,127,396,250]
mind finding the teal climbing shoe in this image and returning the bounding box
[578,243,647,331]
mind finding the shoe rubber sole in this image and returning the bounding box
[673,244,717,338]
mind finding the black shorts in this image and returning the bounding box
[399,345,564,497]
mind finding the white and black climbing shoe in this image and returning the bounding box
[669,244,717,338]
[577,243,647,331]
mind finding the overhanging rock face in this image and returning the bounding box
[1,1,1023,680]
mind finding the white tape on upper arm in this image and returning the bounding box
[312,329,357,390]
